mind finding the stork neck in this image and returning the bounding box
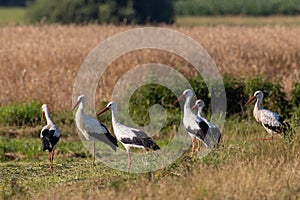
[44,110,54,125]
[75,102,85,117]
[254,96,262,111]
[184,95,192,113]
[111,107,118,125]
[197,107,203,117]
[78,101,85,111]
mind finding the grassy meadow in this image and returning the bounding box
[0,16,300,199]
[0,7,25,25]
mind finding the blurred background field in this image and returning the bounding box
[0,25,299,111]
[0,0,300,199]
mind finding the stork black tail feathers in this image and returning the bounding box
[41,137,52,152]
[150,140,160,151]
[104,132,118,151]
[139,137,160,150]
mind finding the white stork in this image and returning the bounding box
[192,99,221,148]
[192,99,205,118]
[97,101,160,169]
[174,89,220,155]
[41,104,60,173]
[244,90,292,139]
[72,95,118,165]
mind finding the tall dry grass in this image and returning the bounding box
[29,126,300,200]
[0,25,299,110]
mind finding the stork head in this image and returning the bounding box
[192,99,205,110]
[41,104,48,112]
[41,104,48,123]
[72,95,86,111]
[97,101,116,116]
[173,89,193,105]
[245,90,263,106]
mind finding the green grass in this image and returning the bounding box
[176,15,300,26]
[0,7,26,25]
[0,117,299,199]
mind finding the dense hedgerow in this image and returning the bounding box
[0,77,298,126]
[127,76,298,129]
[26,0,174,24]
[174,0,300,16]
[0,99,41,126]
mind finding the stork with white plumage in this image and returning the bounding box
[244,90,293,139]
[192,99,205,118]
[192,99,221,147]
[72,95,118,165]
[97,101,160,170]
[174,89,220,155]
[40,104,60,173]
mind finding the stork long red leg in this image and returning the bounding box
[197,140,201,152]
[48,151,53,172]
[191,137,195,156]
[50,150,55,172]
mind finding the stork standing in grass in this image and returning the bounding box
[174,90,220,155]
[174,89,209,154]
[244,90,293,139]
[72,95,118,165]
[192,99,221,148]
[41,104,60,173]
[97,101,160,170]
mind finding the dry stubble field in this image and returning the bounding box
[1,24,300,199]
[0,25,299,110]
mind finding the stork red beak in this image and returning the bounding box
[173,94,185,105]
[244,96,256,106]
[41,112,45,123]
[72,101,80,111]
[97,107,109,116]
[191,104,197,110]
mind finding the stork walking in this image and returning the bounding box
[97,102,160,170]
[72,95,118,165]
[244,90,293,139]
[41,104,60,173]
[174,89,220,155]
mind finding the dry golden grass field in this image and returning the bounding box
[0,25,299,110]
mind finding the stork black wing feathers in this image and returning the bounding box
[89,128,119,151]
[41,129,59,152]
[263,115,295,137]
[186,120,209,141]
[121,130,160,151]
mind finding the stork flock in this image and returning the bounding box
[40,89,293,172]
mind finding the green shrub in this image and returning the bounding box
[128,84,179,129]
[222,76,246,117]
[26,0,174,24]
[133,0,174,24]
[189,76,210,113]
[174,0,300,16]
[190,75,245,117]
[292,82,300,108]
[0,100,42,126]
[98,0,135,24]
[27,0,99,24]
